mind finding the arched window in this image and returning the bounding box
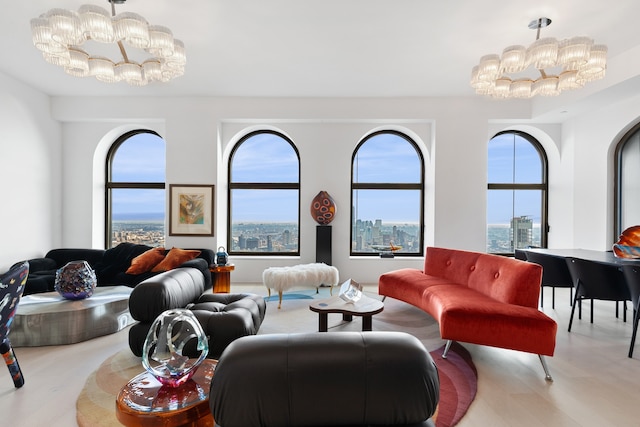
[615,122,640,238]
[351,131,424,256]
[106,130,165,248]
[487,131,548,254]
[228,130,300,255]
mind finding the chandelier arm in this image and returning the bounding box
[539,69,547,79]
[117,40,130,63]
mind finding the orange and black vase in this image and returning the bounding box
[310,191,336,225]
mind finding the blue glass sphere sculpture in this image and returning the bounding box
[54,260,97,300]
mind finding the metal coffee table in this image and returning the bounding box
[11,285,135,346]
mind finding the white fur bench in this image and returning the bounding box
[263,263,339,309]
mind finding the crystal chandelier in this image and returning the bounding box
[470,18,607,99]
[30,0,186,86]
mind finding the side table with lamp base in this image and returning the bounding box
[209,264,235,293]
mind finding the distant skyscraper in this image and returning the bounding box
[510,216,533,250]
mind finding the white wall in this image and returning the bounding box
[5,82,640,283]
[0,72,60,271]
[49,96,534,284]
[566,92,640,250]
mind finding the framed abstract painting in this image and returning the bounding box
[169,184,214,236]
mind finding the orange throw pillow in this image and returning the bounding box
[151,248,201,272]
[126,247,166,275]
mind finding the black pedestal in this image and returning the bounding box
[316,225,332,265]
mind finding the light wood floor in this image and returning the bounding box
[2,284,639,426]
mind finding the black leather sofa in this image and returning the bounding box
[15,242,215,295]
[209,331,440,427]
[127,268,266,359]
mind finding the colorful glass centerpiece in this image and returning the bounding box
[613,225,640,258]
[142,308,209,387]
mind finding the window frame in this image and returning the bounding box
[105,129,165,249]
[487,130,549,255]
[227,130,301,256]
[350,130,425,257]
[614,121,640,240]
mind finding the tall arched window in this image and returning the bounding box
[487,131,548,254]
[615,122,640,238]
[351,131,424,256]
[106,130,165,248]
[228,130,300,255]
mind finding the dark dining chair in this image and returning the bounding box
[0,262,29,388]
[566,257,631,333]
[524,251,574,309]
[620,264,640,358]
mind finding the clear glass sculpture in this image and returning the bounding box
[339,278,363,303]
[142,308,209,387]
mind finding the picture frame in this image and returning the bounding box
[169,184,215,236]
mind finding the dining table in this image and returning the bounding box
[520,247,640,267]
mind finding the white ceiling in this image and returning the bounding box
[1,0,639,100]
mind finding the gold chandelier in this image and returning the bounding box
[30,0,186,86]
[470,18,607,99]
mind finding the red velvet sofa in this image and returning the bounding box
[379,246,557,381]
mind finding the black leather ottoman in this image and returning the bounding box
[210,331,440,427]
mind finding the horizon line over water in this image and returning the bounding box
[113,212,163,221]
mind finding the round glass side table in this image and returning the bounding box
[116,359,217,427]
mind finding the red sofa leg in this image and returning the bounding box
[539,355,553,382]
[442,340,453,359]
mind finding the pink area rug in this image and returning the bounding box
[431,341,478,427]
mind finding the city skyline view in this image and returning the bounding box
[111,131,544,254]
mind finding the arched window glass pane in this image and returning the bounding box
[488,133,542,183]
[231,133,299,183]
[351,131,424,255]
[107,131,165,248]
[353,133,421,183]
[112,133,165,182]
[619,129,640,232]
[487,131,547,254]
[229,131,300,255]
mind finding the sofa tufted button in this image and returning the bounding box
[446,260,452,266]
[469,265,475,271]
[494,272,500,279]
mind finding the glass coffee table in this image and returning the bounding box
[309,293,384,332]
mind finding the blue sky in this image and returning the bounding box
[111,133,165,217]
[112,131,542,226]
[487,133,543,225]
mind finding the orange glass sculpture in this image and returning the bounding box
[613,225,640,258]
[310,191,336,225]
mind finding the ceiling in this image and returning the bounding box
[2,0,639,101]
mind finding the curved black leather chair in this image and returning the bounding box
[210,331,439,427]
[621,264,640,357]
[524,251,574,308]
[128,267,265,359]
[566,257,631,332]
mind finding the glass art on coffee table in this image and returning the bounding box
[142,308,209,387]
[339,278,363,303]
